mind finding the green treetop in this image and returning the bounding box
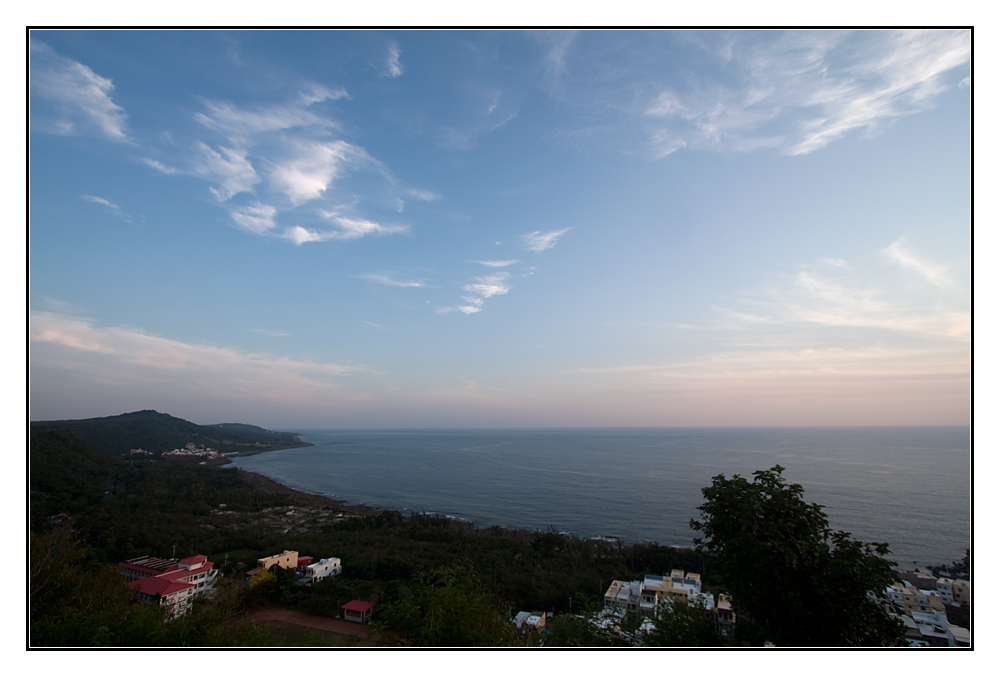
[690,465,904,647]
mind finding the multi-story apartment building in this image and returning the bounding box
[953,579,971,607]
[119,554,218,618]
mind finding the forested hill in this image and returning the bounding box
[29,410,310,457]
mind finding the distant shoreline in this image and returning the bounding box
[222,453,682,546]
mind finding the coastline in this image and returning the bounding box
[223,458,659,545]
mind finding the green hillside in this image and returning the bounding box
[30,410,310,457]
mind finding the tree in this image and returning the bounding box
[378,564,515,646]
[689,465,904,647]
[642,596,724,647]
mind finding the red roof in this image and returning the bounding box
[341,600,374,612]
[178,555,208,566]
[130,577,193,597]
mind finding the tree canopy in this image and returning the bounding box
[690,465,904,647]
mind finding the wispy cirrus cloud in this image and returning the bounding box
[30,311,379,420]
[460,272,511,314]
[316,211,408,239]
[472,260,520,267]
[383,44,404,78]
[30,311,371,379]
[229,203,277,234]
[193,88,346,141]
[141,87,409,247]
[194,142,260,201]
[642,30,971,157]
[437,271,513,315]
[142,158,178,174]
[30,40,130,141]
[407,188,440,202]
[82,195,131,222]
[701,241,970,344]
[358,273,425,288]
[521,229,570,252]
[881,238,956,289]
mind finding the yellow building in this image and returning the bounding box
[257,550,299,570]
[953,579,971,607]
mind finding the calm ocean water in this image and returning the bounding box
[232,427,970,567]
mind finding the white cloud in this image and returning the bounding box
[881,238,955,289]
[194,95,343,142]
[717,248,970,341]
[30,312,376,413]
[521,228,570,252]
[229,203,277,234]
[359,274,425,288]
[472,260,520,267]
[142,158,178,174]
[383,44,404,78]
[195,142,259,201]
[282,225,331,246]
[270,140,360,206]
[643,30,971,157]
[30,41,129,141]
[81,195,131,222]
[407,188,440,202]
[461,272,511,308]
[317,211,408,240]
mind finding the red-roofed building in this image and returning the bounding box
[341,600,374,624]
[119,554,218,618]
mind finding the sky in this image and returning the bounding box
[28,29,972,429]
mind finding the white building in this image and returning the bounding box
[303,557,342,583]
[936,577,956,604]
[119,554,218,619]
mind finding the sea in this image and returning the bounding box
[232,427,970,568]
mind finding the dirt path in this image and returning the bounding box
[249,607,372,638]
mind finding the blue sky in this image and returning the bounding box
[28,30,971,428]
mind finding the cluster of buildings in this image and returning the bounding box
[162,443,225,459]
[887,570,971,647]
[250,549,343,586]
[598,570,735,639]
[118,554,218,619]
[250,549,372,622]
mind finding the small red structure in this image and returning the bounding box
[341,600,374,623]
[297,556,315,568]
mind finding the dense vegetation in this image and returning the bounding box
[31,429,921,647]
[690,466,905,647]
[30,410,308,457]
[30,428,715,646]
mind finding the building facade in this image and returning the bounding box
[119,554,218,618]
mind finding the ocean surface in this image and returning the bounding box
[232,427,970,567]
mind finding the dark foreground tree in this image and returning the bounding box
[642,596,724,647]
[690,465,904,647]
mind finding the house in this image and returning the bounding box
[936,577,956,604]
[257,550,299,571]
[513,611,547,632]
[604,571,710,614]
[301,557,341,584]
[341,600,374,623]
[119,554,217,619]
[953,579,971,607]
[716,595,736,637]
[910,611,955,647]
[950,625,971,647]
